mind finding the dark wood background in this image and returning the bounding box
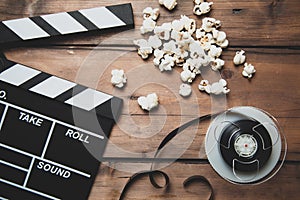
[0,0,299,199]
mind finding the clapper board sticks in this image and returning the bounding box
[0,3,134,48]
[0,53,123,199]
[0,3,134,199]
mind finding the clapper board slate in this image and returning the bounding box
[0,53,123,200]
[0,3,134,48]
[0,3,133,199]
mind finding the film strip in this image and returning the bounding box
[0,3,134,48]
[0,53,123,199]
[119,114,216,200]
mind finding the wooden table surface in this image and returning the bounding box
[1,0,299,199]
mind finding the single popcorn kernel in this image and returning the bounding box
[193,2,213,16]
[233,50,246,65]
[111,69,127,88]
[143,7,160,21]
[179,83,192,97]
[137,93,159,111]
[159,0,177,11]
[242,63,256,78]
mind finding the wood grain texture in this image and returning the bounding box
[5,47,299,117]
[0,0,299,199]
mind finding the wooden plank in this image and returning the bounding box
[0,0,299,46]
[89,162,300,200]
[4,47,300,117]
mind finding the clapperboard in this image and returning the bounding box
[0,3,134,48]
[0,3,134,200]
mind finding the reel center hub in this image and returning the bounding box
[234,134,258,158]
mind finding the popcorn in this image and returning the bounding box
[137,93,159,111]
[163,40,177,53]
[148,35,162,49]
[181,68,196,83]
[158,54,176,71]
[141,7,160,34]
[133,39,153,59]
[111,69,127,88]
[193,1,213,16]
[242,63,256,78]
[176,31,194,48]
[181,15,197,34]
[212,29,229,48]
[198,79,211,93]
[174,47,189,60]
[211,58,225,71]
[208,45,222,58]
[153,49,165,66]
[198,79,230,95]
[112,2,263,107]
[179,83,192,97]
[183,58,201,75]
[233,50,246,65]
[171,19,185,32]
[154,23,172,40]
[195,29,206,39]
[232,50,256,78]
[140,18,156,34]
[201,17,221,32]
[196,30,213,51]
[193,0,203,4]
[133,11,233,99]
[189,41,205,59]
[143,7,160,21]
[212,29,226,43]
[159,0,177,11]
[210,79,230,95]
[195,17,227,61]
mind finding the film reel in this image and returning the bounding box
[205,106,287,184]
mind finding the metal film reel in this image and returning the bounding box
[205,106,287,184]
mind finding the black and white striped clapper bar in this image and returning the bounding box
[0,54,123,199]
[0,3,134,48]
